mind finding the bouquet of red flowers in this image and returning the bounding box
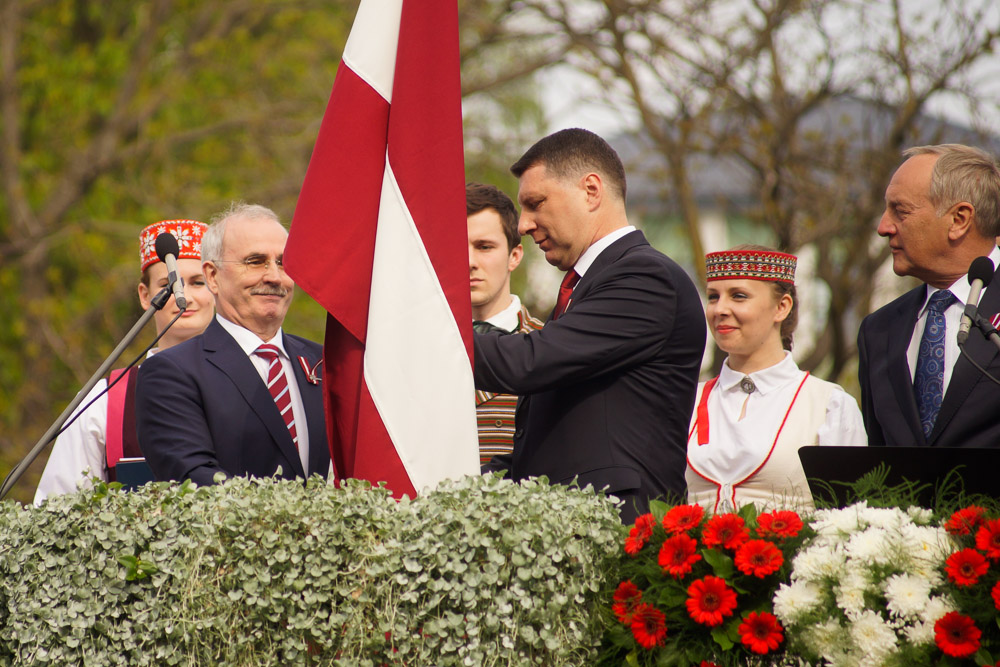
[598,501,809,666]
[936,504,1000,665]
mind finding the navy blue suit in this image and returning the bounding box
[858,269,1000,448]
[136,318,330,485]
[474,230,705,522]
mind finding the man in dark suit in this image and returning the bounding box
[136,203,330,485]
[859,144,1000,448]
[474,128,705,522]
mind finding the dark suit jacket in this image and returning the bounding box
[474,231,705,522]
[858,269,1000,447]
[136,318,330,485]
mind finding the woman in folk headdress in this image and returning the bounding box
[686,245,866,513]
[34,220,214,503]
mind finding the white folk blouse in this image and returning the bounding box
[686,352,867,513]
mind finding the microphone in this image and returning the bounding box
[154,233,187,310]
[957,256,994,346]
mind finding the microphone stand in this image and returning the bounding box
[0,287,173,501]
[973,313,1000,353]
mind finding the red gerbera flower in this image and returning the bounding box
[975,519,1000,560]
[612,580,643,623]
[685,575,738,626]
[756,510,803,538]
[699,662,720,667]
[738,611,784,654]
[945,548,990,586]
[944,506,986,536]
[934,611,981,658]
[658,533,702,579]
[630,603,668,649]
[663,504,705,534]
[992,580,1000,611]
[625,513,657,555]
[734,539,784,578]
[702,514,749,550]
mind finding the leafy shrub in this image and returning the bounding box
[0,474,622,666]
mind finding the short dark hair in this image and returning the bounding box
[510,128,627,202]
[466,182,520,252]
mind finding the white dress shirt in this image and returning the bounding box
[483,294,524,333]
[572,225,637,279]
[216,315,311,475]
[906,245,1000,393]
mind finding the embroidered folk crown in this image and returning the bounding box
[705,250,797,284]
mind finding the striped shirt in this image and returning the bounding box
[475,303,543,465]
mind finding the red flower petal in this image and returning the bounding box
[702,514,749,550]
[685,575,738,626]
[975,519,1000,560]
[757,510,803,538]
[944,506,986,536]
[992,580,1000,612]
[663,504,705,534]
[658,533,703,579]
[734,539,784,578]
[625,513,657,556]
[612,580,643,623]
[945,548,990,587]
[738,611,784,654]
[630,603,668,649]
[934,611,981,658]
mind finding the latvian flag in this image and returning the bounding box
[284,0,479,497]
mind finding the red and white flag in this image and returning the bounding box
[285,0,478,498]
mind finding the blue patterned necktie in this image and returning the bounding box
[914,289,957,439]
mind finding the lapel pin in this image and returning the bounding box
[298,356,323,385]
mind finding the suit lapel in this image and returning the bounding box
[887,287,926,445]
[285,335,327,477]
[932,268,1000,443]
[203,320,305,477]
[553,230,648,321]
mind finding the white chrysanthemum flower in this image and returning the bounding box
[857,506,906,532]
[814,504,867,539]
[884,573,931,618]
[920,595,955,626]
[900,523,954,566]
[773,580,824,623]
[845,526,895,565]
[903,619,936,646]
[804,618,849,664]
[850,610,898,665]
[793,544,847,581]
[835,570,869,618]
[907,506,933,525]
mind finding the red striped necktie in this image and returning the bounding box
[552,270,580,320]
[254,344,298,447]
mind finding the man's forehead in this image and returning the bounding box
[223,216,287,248]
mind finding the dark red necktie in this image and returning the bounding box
[552,270,580,320]
[254,344,298,447]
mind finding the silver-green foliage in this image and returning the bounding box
[0,474,622,666]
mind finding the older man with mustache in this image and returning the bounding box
[136,203,330,485]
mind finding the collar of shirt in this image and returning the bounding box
[572,225,636,278]
[717,351,800,397]
[215,314,288,360]
[917,244,1000,316]
[483,294,522,333]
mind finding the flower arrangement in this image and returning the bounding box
[599,501,809,666]
[774,502,956,666]
[935,504,1000,665]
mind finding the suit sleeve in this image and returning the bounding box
[474,252,678,395]
[136,352,228,486]
[857,319,886,447]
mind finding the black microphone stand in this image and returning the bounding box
[973,313,1000,353]
[0,287,174,501]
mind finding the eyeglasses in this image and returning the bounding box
[214,256,285,274]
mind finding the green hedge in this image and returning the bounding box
[0,474,623,666]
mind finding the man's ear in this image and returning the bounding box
[204,261,221,295]
[947,201,976,241]
[581,172,603,212]
[508,244,524,272]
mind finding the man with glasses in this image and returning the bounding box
[136,203,330,485]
